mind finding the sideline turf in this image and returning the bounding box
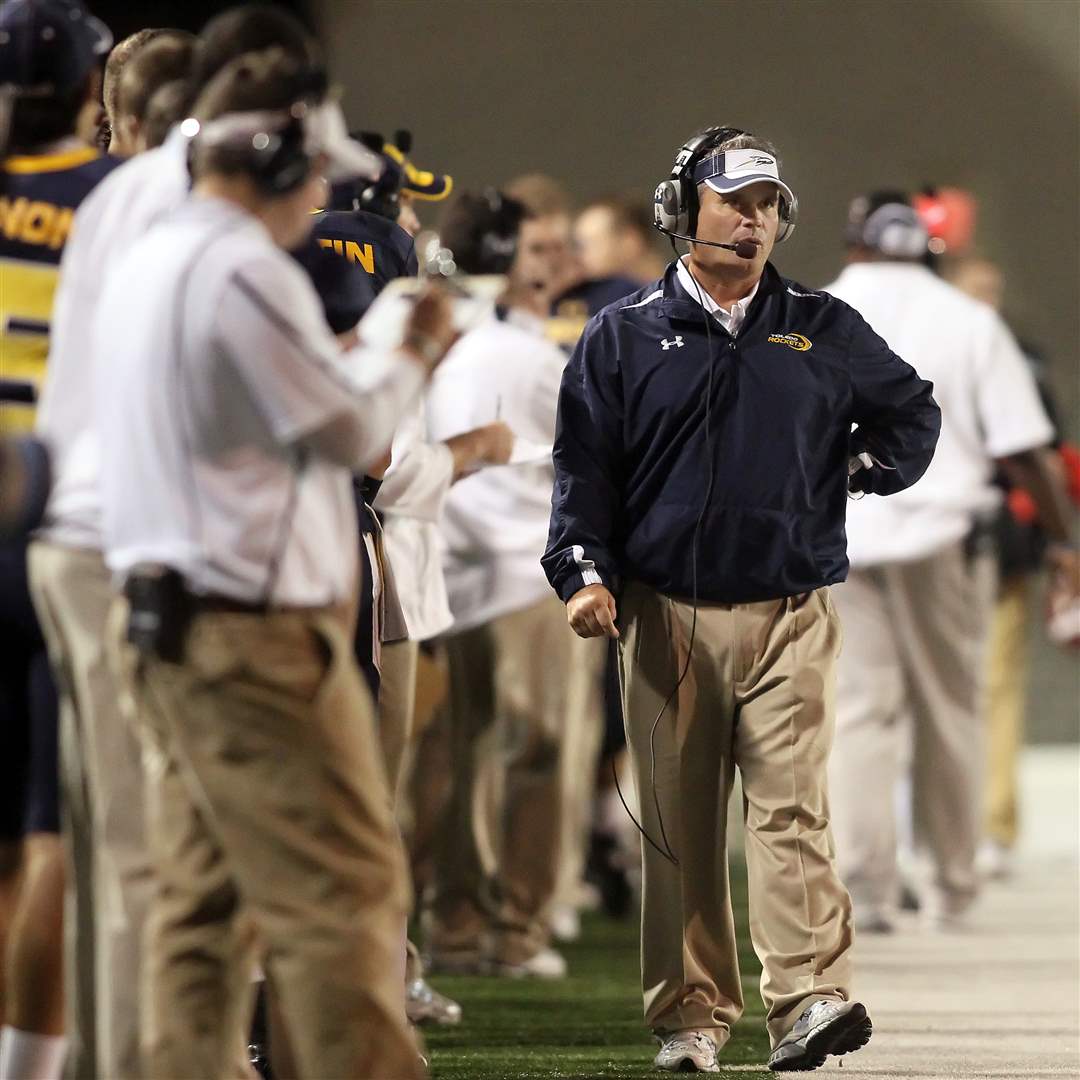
[424,859,772,1078]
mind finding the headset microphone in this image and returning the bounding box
[653,224,760,259]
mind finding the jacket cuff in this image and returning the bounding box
[556,569,605,604]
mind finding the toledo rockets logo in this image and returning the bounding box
[767,331,812,352]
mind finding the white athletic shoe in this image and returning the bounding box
[405,977,462,1025]
[492,946,567,979]
[653,1030,720,1073]
[977,840,1015,881]
[550,902,582,943]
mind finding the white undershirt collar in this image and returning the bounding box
[676,256,760,335]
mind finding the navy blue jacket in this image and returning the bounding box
[542,260,941,605]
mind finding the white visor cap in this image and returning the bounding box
[694,147,795,206]
[189,100,384,184]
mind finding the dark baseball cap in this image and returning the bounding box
[0,0,112,92]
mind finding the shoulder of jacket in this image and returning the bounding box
[778,274,830,302]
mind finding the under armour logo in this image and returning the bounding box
[661,336,684,350]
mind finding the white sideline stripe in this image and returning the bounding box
[619,289,664,310]
[786,286,822,299]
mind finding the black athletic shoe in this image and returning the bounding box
[767,999,872,1072]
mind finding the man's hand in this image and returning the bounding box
[402,286,457,370]
[566,584,619,639]
[445,421,515,480]
[366,448,393,480]
[478,420,515,466]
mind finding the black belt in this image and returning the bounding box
[185,592,267,615]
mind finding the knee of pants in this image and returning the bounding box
[744,795,829,841]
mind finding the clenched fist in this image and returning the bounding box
[566,584,619,639]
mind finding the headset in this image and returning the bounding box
[187,63,329,197]
[653,125,798,246]
[845,192,928,259]
[440,188,526,275]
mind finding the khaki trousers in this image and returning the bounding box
[119,602,423,1080]
[379,639,420,807]
[829,541,994,917]
[618,582,852,1048]
[554,634,606,909]
[984,575,1029,847]
[28,542,153,1080]
[427,596,571,965]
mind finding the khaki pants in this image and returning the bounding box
[618,582,852,1049]
[379,639,420,806]
[119,602,422,1080]
[829,541,994,918]
[554,634,606,909]
[28,542,153,1080]
[984,575,1029,847]
[427,596,571,966]
[405,647,452,904]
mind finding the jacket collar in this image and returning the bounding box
[655,259,782,326]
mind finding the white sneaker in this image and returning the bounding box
[653,1030,719,1073]
[977,840,1014,881]
[550,903,582,943]
[405,977,462,1025]
[492,946,567,979]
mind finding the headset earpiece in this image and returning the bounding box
[847,196,926,259]
[776,191,798,243]
[653,179,685,236]
[249,114,311,195]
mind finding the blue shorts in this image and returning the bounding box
[0,541,59,839]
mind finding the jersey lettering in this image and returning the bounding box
[317,236,376,275]
[0,197,74,250]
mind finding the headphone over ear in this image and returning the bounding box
[440,188,526,275]
[846,194,928,259]
[189,62,329,197]
[247,112,312,195]
[653,125,798,244]
[475,188,525,273]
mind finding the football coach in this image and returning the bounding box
[542,126,941,1074]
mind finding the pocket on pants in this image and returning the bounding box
[816,586,843,653]
[192,614,335,704]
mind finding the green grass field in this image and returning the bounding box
[423,859,772,1078]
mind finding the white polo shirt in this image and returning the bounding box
[824,262,1054,567]
[373,401,457,641]
[36,127,192,549]
[97,195,425,607]
[426,310,566,633]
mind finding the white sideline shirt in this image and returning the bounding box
[373,402,456,641]
[98,195,425,607]
[824,263,1054,567]
[426,311,566,633]
[36,127,192,548]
